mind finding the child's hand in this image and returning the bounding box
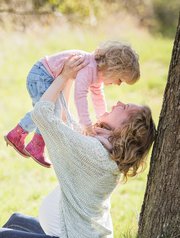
[82,125,97,136]
[61,110,67,123]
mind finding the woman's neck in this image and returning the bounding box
[93,124,113,152]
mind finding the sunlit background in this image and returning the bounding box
[0,1,179,237]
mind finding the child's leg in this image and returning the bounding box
[24,62,54,168]
[4,62,53,161]
[24,92,62,167]
[19,62,54,133]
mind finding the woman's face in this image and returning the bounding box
[98,101,142,130]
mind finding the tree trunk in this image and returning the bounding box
[138,14,180,238]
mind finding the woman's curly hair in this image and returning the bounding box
[94,41,140,84]
[109,106,156,181]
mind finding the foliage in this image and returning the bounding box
[152,0,180,37]
[0,0,179,36]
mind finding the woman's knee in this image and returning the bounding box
[10,212,22,219]
[2,212,22,228]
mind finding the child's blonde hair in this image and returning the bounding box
[94,41,140,84]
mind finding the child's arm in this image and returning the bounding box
[61,79,73,122]
[74,67,92,127]
[90,83,107,119]
[82,125,96,136]
[75,67,105,136]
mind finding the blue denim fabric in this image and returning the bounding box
[0,213,58,238]
[19,61,54,134]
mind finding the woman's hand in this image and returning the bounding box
[41,54,87,103]
[61,54,88,81]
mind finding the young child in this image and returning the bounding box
[4,41,140,168]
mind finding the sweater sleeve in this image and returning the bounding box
[90,82,107,119]
[31,100,95,155]
[31,100,119,177]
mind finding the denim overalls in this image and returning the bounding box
[19,62,54,134]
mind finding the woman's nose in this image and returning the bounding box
[117,101,125,107]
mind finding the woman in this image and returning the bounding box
[0,55,156,238]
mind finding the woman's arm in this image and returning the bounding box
[31,54,92,151]
[31,54,110,166]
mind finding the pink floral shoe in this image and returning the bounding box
[4,124,29,158]
[25,133,52,168]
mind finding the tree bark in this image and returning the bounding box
[138,14,180,238]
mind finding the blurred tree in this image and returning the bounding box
[32,0,48,10]
[138,14,180,238]
[152,0,180,37]
[0,0,179,36]
[56,0,99,24]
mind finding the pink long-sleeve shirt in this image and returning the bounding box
[41,50,107,126]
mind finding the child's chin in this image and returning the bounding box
[104,82,112,86]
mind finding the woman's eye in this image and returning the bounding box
[125,104,129,109]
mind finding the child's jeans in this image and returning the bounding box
[0,212,58,238]
[19,61,60,135]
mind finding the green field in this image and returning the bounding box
[0,21,174,237]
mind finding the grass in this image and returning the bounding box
[0,19,174,237]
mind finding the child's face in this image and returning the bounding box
[102,73,128,86]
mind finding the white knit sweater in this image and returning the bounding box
[31,98,120,238]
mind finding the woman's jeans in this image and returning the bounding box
[0,213,58,238]
[19,61,57,135]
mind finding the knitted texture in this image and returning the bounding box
[31,98,120,238]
